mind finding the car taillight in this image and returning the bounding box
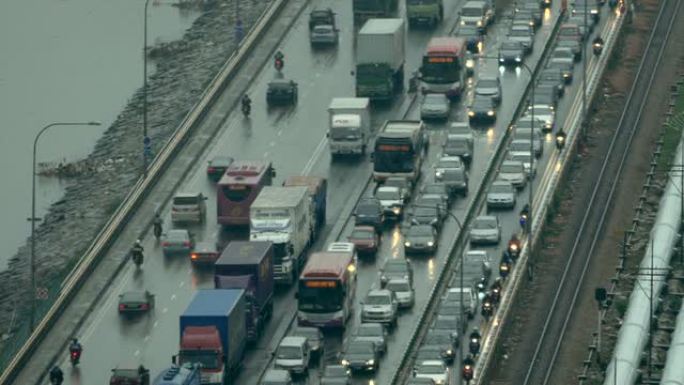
[140,304,149,310]
[207,167,216,173]
[119,304,126,311]
[161,242,170,247]
[183,241,191,247]
[191,253,198,260]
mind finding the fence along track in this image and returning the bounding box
[521,1,681,384]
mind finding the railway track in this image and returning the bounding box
[521,1,681,384]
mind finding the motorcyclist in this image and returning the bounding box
[69,338,83,364]
[463,353,475,366]
[592,36,604,55]
[470,328,482,341]
[242,94,252,110]
[508,234,521,257]
[274,50,284,70]
[519,204,530,228]
[49,365,64,385]
[132,239,144,257]
[153,213,162,238]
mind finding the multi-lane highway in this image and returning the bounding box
[32,0,621,384]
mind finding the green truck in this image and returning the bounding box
[355,18,406,101]
[353,0,398,20]
[406,0,444,26]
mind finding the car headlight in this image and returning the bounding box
[341,359,350,367]
[515,57,522,62]
[392,207,401,215]
[466,59,475,68]
[427,241,434,247]
[404,241,411,247]
[591,9,598,14]
[468,111,475,117]
[446,349,453,355]
[477,20,483,26]
[563,73,570,78]
[435,171,443,178]
[499,57,505,63]
[367,359,375,366]
[487,110,495,116]
[461,20,466,25]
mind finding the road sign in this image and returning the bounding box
[36,287,48,300]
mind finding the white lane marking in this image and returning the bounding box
[277,130,283,136]
[263,151,270,158]
[144,336,150,342]
[134,350,140,356]
[179,281,185,288]
[301,136,327,175]
[162,308,168,314]
[269,141,276,147]
[170,294,177,301]
[153,321,159,328]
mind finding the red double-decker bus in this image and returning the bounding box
[217,160,275,227]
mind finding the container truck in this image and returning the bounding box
[178,290,246,385]
[250,186,314,285]
[214,241,274,343]
[326,98,371,156]
[283,176,327,233]
[355,19,406,101]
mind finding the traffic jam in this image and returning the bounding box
[49,0,620,383]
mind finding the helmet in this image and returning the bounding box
[135,239,142,246]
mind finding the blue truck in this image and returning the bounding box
[152,364,200,385]
[178,290,246,385]
[214,241,274,342]
[283,176,327,235]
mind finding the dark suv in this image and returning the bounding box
[354,198,385,231]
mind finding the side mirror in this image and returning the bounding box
[172,355,177,365]
[350,70,355,76]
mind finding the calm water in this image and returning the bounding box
[0,0,201,268]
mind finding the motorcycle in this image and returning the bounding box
[499,260,511,279]
[481,297,494,320]
[462,363,474,382]
[593,41,604,56]
[507,240,521,261]
[132,250,144,268]
[490,284,502,305]
[274,52,284,72]
[519,212,528,231]
[469,337,481,355]
[241,102,251,117]
[69,350,81,367]
[153,221,162,239]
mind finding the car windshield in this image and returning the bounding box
[357,324,383,336]
[423,184,446,195]
[408,225,434,237]
[424,94,447,105]
[490,183,512,194]
[501,164,522,173]
[560,26,578,36]
[502,41,521,50]
[277,346,302,359]
[387,281,411,292]
[350,229,374,240]
[413,207,437,216]
[376,189,400,200]
[120,292,147,303]
[437,159,461,169]
[356,202,378,215]
[384,262,408,273]
[424,332,449,345]
[314,25,332,33]
[348,342,374,354]
[459,26,479,36]
[554,49,573,58]
[510,154,532,164]
[529,106,553,116]
[324,366,348,377]
[418,363,445,374]
[477,79,498,89]
[510,141,531,152]
[366,294,391,305]
[510,29,530,37]
[474,217,497,229]
[462,6,484,16]
[473,97,492,109]
[166,230,188,242]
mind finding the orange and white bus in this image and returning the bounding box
[217,160,275,227]
[296,251,357,328]
[420,37,467,99]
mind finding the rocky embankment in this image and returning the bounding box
[0,0,268,362]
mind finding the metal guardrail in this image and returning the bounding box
[390,8,566,385]
[0,0,295,383]
[473,7,627,385]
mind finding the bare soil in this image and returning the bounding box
[487,0,684,383]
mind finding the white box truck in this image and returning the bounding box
[250,186,314,285]
[327,97,371,156]
[356,18,406,101]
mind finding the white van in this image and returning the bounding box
[171,192,207,223]
[274,336,311,375]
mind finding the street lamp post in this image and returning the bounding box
[29,121,101,332]
[143,0,151,175]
